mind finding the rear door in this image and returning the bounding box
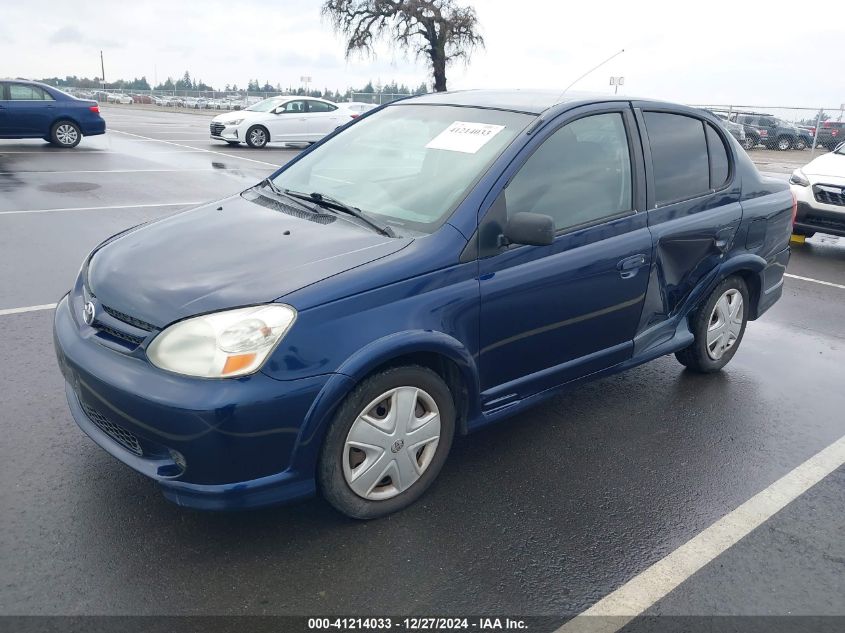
[633,105,742,346]
[5,83,55,136]
[305,100,344,138]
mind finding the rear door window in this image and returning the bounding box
[8,84,53,100]
[307,101,337,113]
[644,112,709,205]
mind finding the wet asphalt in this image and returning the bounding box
[0,106,843,628]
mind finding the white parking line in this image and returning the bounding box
[784,273,845,290]
[0,201,202,216]
[0,303,57,317]
[110,129,281,167]
[555,434,845,633]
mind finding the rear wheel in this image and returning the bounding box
[245,125,269,148]
[50,120,81,148]
[794,138,807,150]
[675,276,749,373]
[776,136,792,151]
[318,366,455,519]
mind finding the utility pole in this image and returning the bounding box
[100,50,105,89]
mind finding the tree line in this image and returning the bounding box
[37,72,428,98]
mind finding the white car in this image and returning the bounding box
[106,93,132,105]
[345,101,377,114]
[209,96,355,148]
[790,143,845,238]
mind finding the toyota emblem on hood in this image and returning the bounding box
[83,301,96,326]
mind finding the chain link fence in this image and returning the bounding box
[693,104,845,158]
[59,87,418,111]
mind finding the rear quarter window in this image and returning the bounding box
[705,123,730,189]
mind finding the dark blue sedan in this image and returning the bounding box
[0,79,105,147]
[53,90,793,518]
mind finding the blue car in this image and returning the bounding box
[53,90,792,518]
[0,79,105,147]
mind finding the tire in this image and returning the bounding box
[318,365,456,519]
[776,136,792,151]
[245,125,269,148]
[675,276,749,373]
[794,139,807,151]
[49,120,81,148]
[742,136,756,151]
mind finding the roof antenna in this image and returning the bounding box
[556,48,626,102]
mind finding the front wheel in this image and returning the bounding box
[245,125,269,148]
[50,121,81,148]
[794,139,807,150]
[742,136,756,151]
[776,136,792,151]
[318,366,455,519]
[675,276,749,373]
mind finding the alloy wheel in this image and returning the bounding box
[706,289,744,360]
[343,386,441,501]
[249,128,267,147]
[777,137,791,151]
[56,124,79,146]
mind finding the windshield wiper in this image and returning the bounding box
[283,190,395,237]
[256,179,324,215]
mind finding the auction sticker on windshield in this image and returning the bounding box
[425,121,506,153]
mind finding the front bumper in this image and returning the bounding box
[792,181,845,237]
[53,294,333,509]
[210,121,240,141]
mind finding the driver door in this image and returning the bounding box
[268,100,309,142]
[477,105,653,407]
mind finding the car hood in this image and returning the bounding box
[87,192,412,327]
[803,152,845,178]
[212,110,270,124]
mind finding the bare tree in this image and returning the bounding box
[322,0,483,92]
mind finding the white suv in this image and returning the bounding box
[790,143,845,237]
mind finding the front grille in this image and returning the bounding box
[80,400,143,456]
[101,305,154,332]
[210,122,225,136]
[93,322,145,346]
[813,184,845,207]
[804,214,845,232]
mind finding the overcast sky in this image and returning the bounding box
[2,0,843,109]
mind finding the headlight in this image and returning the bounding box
[147,305,296,378]
[223,119,244,126]
[789,169,810,187]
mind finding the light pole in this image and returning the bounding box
[609,76,625,95]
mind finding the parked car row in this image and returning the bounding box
[707,110,832,151]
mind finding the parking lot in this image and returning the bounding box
[1,106,843,630]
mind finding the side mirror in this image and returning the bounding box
[503,212,555,247]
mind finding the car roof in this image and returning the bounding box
[402,89,637,114]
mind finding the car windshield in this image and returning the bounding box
[246,98,286,112]
[270,104,534,233]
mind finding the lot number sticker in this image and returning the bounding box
[425,121,506,154]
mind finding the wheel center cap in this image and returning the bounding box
[390,439,405,453]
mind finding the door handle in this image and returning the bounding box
[617,254,647,279]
